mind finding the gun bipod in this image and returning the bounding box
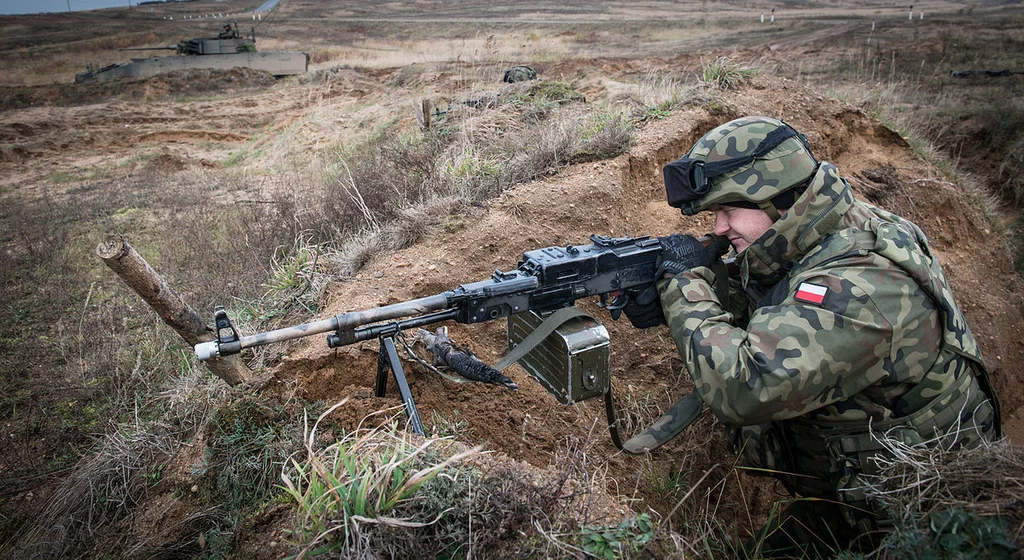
[375,334,425,435]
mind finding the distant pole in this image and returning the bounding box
[67,0,71,13]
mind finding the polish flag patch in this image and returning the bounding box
[794,282,828,305]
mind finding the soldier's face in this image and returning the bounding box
[711,205,775,253]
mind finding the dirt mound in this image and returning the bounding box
[0,66,278,112]
[263,75,1024,534]
[139,152,187,174]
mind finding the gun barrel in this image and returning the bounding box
[118,46,177,51]
[195,293,451,360]
[334,293,450,332]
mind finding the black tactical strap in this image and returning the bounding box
[620,391,704,455]
[711,259,731,304]
[701,125,800,179]
[606,389,624,450]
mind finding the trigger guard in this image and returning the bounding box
[606,293,629,311]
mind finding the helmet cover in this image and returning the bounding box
[668,116,818,215]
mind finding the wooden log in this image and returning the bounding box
[96,235,252,386]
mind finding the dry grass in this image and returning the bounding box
[4,4,1023,558]
[865,435,1024,531]
[281,402,564,559]
[5,363,227,558]
[700,56,758,90]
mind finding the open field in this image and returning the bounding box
[2,0,1024,557]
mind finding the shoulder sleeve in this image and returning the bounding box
[659,265,894,425]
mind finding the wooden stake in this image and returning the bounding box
[96,235,252,386]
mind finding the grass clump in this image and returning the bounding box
[847,434,1024,557]
[700,56,758,90]
[7,426,177,557]
[620,72,713,125]
[195,395,302,514]
[282,402,552,558]
[5,361,228,558]
[505,80,587,112]
[842,509,1018,560]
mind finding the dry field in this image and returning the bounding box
[2,0,1024,557]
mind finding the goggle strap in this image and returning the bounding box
[759,200,781,221]
[700,125,801,179]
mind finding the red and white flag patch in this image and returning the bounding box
[794,282,828,305]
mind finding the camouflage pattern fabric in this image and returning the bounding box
[502,65,538,83]
[658,161,999,511]
[681,116,818,215]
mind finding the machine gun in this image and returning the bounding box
[196,234,710,452]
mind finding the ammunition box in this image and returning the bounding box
[507,310,610,405]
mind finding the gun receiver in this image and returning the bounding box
[195,234,664,361]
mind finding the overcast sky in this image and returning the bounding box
[0,0,139,15]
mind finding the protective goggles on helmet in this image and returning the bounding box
[664,124,806,209]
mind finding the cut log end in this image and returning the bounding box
[96,235,128,261]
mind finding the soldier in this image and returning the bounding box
[218,23,236,39]
[624,116,1001,554]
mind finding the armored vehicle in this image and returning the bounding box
[75,23,307,84]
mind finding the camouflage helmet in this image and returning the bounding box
[503,65,538,83]
[664,116,818,217]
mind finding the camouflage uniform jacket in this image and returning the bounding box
[658,162,999,502]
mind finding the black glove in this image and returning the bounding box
[656,234,729,278]
[621,283,665,328]
[622,235,730,329]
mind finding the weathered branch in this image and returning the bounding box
[415,328,517,390]
[96,235,252,386]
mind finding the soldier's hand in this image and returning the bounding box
[656,234,729,278]
[622,284,665,328]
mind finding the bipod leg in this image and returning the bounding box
[375,335,425,436]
